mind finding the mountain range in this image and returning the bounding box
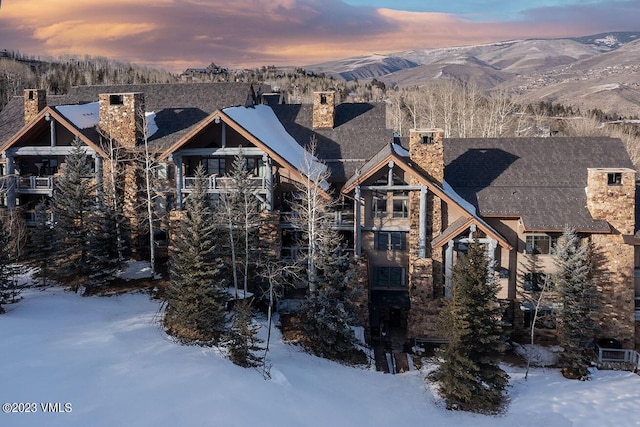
[306,32,640,117]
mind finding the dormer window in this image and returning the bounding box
[109,94,124,105]
[607,172,622,185]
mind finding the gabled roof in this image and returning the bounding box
[0,106,108,158]
[161,105,331,197]
[341,142,511,249]
[0,83,259,151]
[271,103,394,182]
[444,137,632,232]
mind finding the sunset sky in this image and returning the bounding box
[0,0,638,72]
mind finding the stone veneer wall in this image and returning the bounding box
[98,93,145,149]
[406,129,446,339]
[586,168,636,348]
[24,89,46,124]
[312,91,335,129]
[258,211,281,261]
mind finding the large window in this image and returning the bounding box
[372,266,406,289]
[392,190,409,218]
[203,158,226,176]
[372,190,387,218]
[525,233,558,255]
[375,231,407,251]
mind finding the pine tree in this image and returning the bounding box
[85,202,122,290]
[0,215,14,313]
[164,165,228,343]
[51,137,95,286]
[28,200,55,287]
[553,228,598,379]
[433,239,508,414]
[226,300,263,368]
[291,139,362,363]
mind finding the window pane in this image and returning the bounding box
[390,232,406,250]
[375,232,389,250]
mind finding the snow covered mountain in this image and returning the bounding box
[306,31,640,116]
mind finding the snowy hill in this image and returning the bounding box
[2,288,640,426]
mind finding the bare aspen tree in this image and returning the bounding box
[291,136,333,296]
[97,119,126,262]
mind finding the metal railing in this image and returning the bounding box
[596,345,640,370]
[181,176,266,191]
[16,176,54,191]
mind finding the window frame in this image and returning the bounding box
[374,231,407,251]
[525,233,558,255]
[371,266,406,289]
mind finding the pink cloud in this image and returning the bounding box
[0,0,636,72]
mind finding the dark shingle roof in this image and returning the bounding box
[0,83,258,150]
[444,137,634,231]
[271,103,394,183]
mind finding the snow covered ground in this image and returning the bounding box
[2,288,640,427]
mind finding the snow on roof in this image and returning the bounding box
[145,112,158,138]
[223,105,328,189]
[442,179,507,243]
[442,180,476,216]
[392,143,409,158]
[56,102,100,129]
[55,102,158,138]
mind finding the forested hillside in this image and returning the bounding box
[0,50,178,109]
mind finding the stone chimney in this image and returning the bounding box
[408,129,445,184]
[99,92,145,148]
[586,168,636,234]
[312,91,335,129]
[24,89,46,124]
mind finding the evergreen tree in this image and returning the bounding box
[85,202,123,290]
[51,137,95,286]
[226,300,263,368]
[28,201,55,287]
[552,228,598,379]
[0,215,15,313]
[291,139,363,363]
[164,165,228,343]
[433,239,508,414]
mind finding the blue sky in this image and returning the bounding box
[343,0,603,20]
[0,0,637,71]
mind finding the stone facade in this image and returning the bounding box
[98,93,145,149]
[586,168,636,348]
[312,91,335,129]
[408,129,444,183]
[405,129,446,339]
[23,89,46,124]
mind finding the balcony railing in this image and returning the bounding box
[181,176,267,192]
[596,345,640,370]
[17,176,54,192]
[280,210,355,227]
